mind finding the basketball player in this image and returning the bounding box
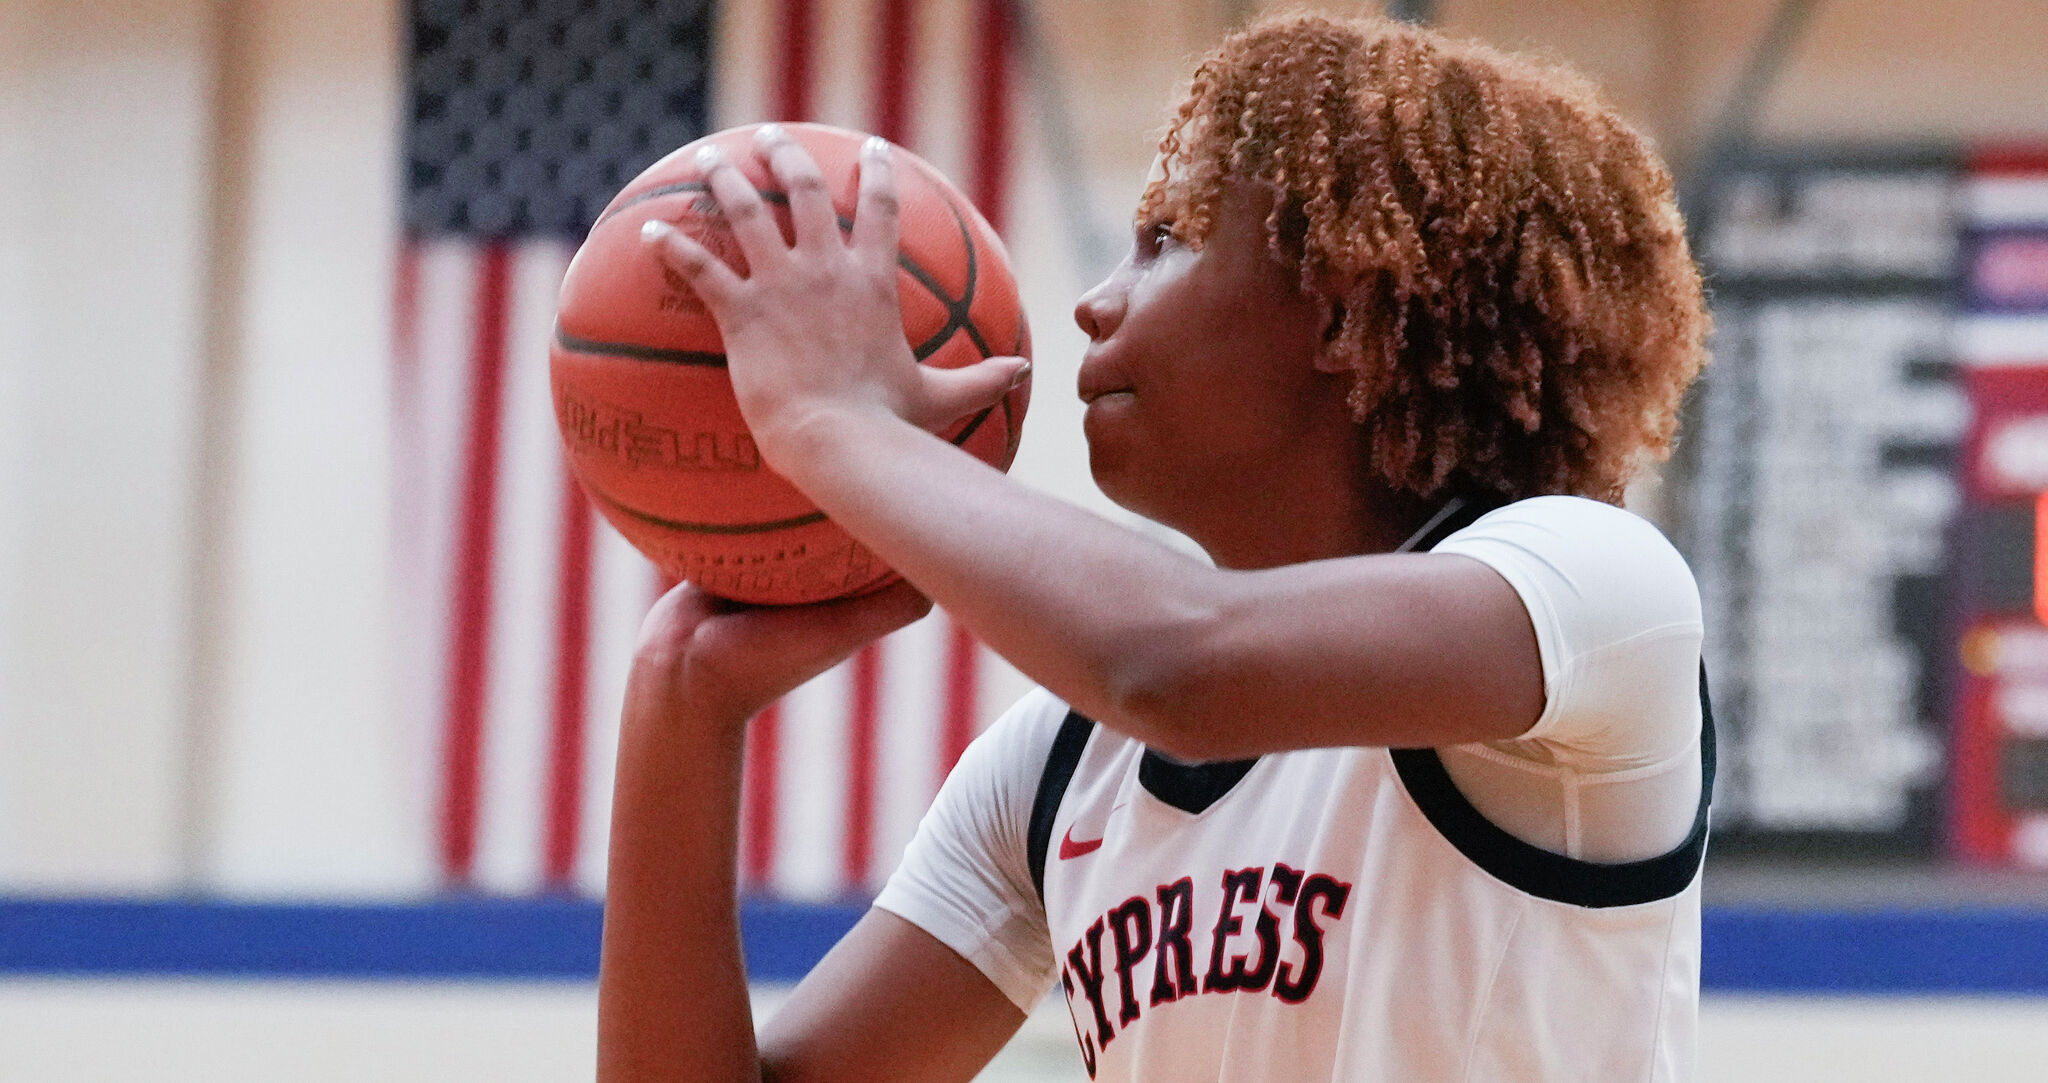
[604,13,1711,1082]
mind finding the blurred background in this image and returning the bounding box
[3,0,2047,1079]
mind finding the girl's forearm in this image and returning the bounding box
[771,409,1227,756]
[597,670,761,1082]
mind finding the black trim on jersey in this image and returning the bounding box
[1130,493,1507,815]
[1390,665,1717,909]
[1027,711,1096,903]
[1136,754,1259,815]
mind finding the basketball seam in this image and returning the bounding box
[554,325,726,365]
[580,402,998,536]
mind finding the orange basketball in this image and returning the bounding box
[550,123,1030,605]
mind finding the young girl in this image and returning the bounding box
[603,12,1711,1082]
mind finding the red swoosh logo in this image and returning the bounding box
[1058,825,1104,860]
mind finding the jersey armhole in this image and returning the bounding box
[1025,711,1095,904]
[1391,664,1717,908]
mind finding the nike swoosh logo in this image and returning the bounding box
[1058,825,1104,860]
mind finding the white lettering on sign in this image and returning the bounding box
[1985,414,2048,493]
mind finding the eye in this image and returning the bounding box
[1137,219,1176,257]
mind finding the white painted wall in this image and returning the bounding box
[0,0,215,892]
[200,0,429,898]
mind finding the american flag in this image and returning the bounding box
[393,0,1025,899]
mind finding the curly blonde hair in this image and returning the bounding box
[1139,12,1709,502]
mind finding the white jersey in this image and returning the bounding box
[875,495,1710,1082]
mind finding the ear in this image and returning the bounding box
[1311,299,1349,374]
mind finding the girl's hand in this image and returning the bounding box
[639,125,1028,469]
[628,578,934,732]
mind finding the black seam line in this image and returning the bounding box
[556,326,727,366]
[583,179,999,365]
[952,402,994,446]
[904,190,994,361]
[558,317,997,446]
[578,403,997,537]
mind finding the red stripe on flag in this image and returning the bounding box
[940,618,980,780]
[935,0,1020,779]
[843,644,885,888]
[969,0,1015,230]
[872,0,917,144]
[774,0,817,122]
[834,0,922,891]
[743,702,781,889]
[439,242,513,884]
[543,469,595,889]
[743,0,819,897]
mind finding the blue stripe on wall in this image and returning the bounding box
[1703,906,2048,994]
[0,898,859,983]
[6,899,2048,992]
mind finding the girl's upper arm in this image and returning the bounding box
[1137,497,1699,760]
[759,908,1030,1083]
[761,690,1069,1081]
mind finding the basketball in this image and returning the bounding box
[549,122,1030,605]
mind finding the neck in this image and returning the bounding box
[1188,477,1439,571]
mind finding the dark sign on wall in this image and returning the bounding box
[1679,149,1966,857]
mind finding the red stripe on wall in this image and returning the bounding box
[390,242,425,563]
[742,702,781,889]
[774,0,817,122]
[391,242,422,424]
[843,645,885,888]
[872,0,917,144]
[543,470,595,889]
[439,242,513,884]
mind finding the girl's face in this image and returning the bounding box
[1073,181,1354,548]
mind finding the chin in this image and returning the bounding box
[1085,435,1141,510]
[1085,444,1168,527]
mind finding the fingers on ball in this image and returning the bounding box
[754,125,839,249]
[641,219,741,301]
[694,143,784,260]
[853,136,901,258]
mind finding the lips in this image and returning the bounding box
[1077,351,1134,404]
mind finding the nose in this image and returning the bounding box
[1073,270,1126,343]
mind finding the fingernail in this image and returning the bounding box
[1008,361,1032,389]
[640,218,674,244]
[863,135,889,158]
[695,143,726,170]
[755,122,786,145]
